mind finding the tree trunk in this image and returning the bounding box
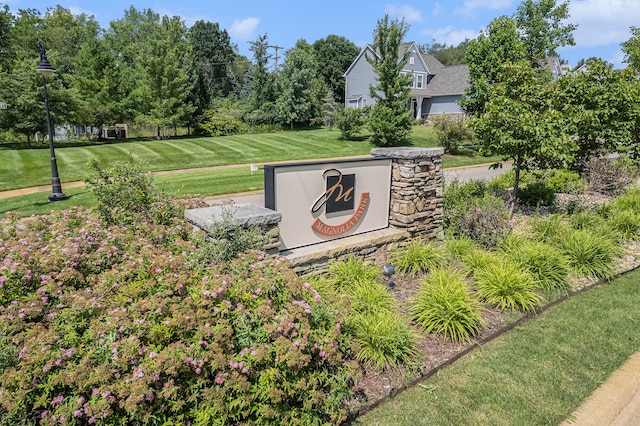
[509,157,521,219]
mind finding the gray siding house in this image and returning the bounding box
[344,42,469,120]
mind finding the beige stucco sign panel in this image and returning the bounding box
[264,158,392,250]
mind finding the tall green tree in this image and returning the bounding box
[367,15,413,147]
[248,34,275,111]
[134,15,194,137]
[275,39,323,128]
[515,0,576,68]
[188,20,235,100]
[622,26,640,73]
[0,4,14,70]
[557,58,629,168]
[460,16,525,116]
[473,62,575,214]
[420,39,470,65]
[312,35,359,103]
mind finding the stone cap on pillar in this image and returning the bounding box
[371,147,444,159]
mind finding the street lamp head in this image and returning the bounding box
[36,40,56,78]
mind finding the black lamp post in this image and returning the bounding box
[382,263,395,290]
[36,39,68,202]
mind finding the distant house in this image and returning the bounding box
[343,42,469,120]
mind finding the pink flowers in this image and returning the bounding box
[51,395,64,404]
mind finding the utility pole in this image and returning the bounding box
[268,45,283,75]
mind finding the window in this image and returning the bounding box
[416,74,424,89]
[362,99,367,107]
[409,56,414,65]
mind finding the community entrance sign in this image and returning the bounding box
[265,157,391,250]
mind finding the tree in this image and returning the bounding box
[473,62,576,214]
[419,39,470,65]
[515,0,576,68]
[460,16,525,116]
[622,26,640,73]
[312,35,359,103]
[275,39,323,128]
[0,4,14,70]
[367,15,413,147]
[557,58,629,168]
[462,0,577,117]
[188,20,236,100]
[248,34,276,111]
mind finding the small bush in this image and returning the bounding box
[529,214,571,243]
[461,249,501,277]
[335,106,367,140]
[611,187,640,214]
[570,210,605,231]
[446,193,511,247]
[351,310,418,371]
[544,169,586,194]
[389,240,445,278]
[200,107,246,136]
[432,115,474,154]
[605,209,640,241]
[85,155,182,226]
[518,180,556,208]
[488,170,535,192]
[410,268,485,342]
[441,237,478,262]
[552,228,621,279]
[585,156,638,196]
[348,280,395,315]
[473,261,542,312]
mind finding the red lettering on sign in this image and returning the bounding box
[311,193,370,236]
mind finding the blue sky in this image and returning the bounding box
[5,0,638,68]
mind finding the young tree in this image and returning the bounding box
[248,34,276,111]
[367,15,413,147]
[312,35,359,103]
[275,39,323,128]
[473,62,576,214]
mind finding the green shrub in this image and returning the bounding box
[474,261,542,312]
[200,107,246,136]
[529,214,571,243]
[0,209,355,425]
[368,103,413,147]
[84,155,182,226]
[335,106,367,140]
[488,170,535,192]
[611,187,640,214]
[544,169,586,194]
[348,280,395,315]
[570,210,605,231]
[518,180,556,208]
[351,310,418,371]
[410,268,485,343]
[446,193,511,247]
[552,228,621,279]
[389,240,445,278]
[432,115,474,154]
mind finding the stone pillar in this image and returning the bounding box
[371,147,444,240]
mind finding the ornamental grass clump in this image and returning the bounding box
[551,228,621,280]
[410,268,485,343]
[441,236,478,262]
[498,237,571,293]
[389,240,445,278]
[0,208,356,425]
[325,258,418,371]
[473,261,542,312]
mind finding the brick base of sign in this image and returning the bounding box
[185,147,444,275]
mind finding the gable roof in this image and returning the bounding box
[344,41,470,96]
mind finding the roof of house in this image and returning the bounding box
[346,41,469,97]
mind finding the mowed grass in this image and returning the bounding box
[0,127,439,192]
[353,269,640,425]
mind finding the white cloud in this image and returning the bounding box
[229,17,260,40]
[385,4,424,22]
[432,3,443,17]
[421,26,478,46]
[569,0,640,47]
[454,0,513,18]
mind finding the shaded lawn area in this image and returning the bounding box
[352,268,640,425]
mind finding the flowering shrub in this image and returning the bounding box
[0,208,355,425]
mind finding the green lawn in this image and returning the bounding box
[0,127,442,192]
[353,269,640,425]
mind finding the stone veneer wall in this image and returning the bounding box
[185,147,444,274]
[371,147,445,241]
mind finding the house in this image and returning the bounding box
[343,42,469,120]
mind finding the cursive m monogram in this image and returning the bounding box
[311,169,355,214]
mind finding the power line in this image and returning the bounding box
[268,45,283,75]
